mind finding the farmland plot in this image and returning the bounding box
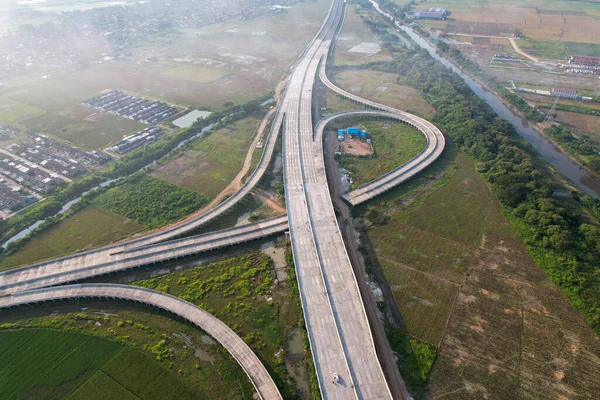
[363,152,600,397]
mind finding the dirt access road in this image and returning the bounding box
[447,33,539,62]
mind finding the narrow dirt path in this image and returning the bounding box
[120,77,289,242]
[250,188,286,214]
[189,77,289,216]
[445,33,539,62]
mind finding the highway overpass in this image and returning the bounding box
[281,0,393,397]
[0,216,288,296]
[0,284,282,400]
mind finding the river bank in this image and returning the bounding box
[367,0,600,197]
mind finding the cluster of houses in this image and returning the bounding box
[83,91,178,125]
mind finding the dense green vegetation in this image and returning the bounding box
[386,328,436,398]
[93,174,207,228]
[388,46,600,334]
[0,329,199,400]
[132,251,307,398]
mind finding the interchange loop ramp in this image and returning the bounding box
[282,0,392,398]
[0,216,288,296]
[0,284,282,400]
[318,61,445,206]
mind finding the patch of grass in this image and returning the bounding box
[22,105,147,150]
[0,329,122,399]
[93,174,207,228]
[150,116,260,199]
[379,260,459,345]
[401,153,492,246]
[95,347,201,400]
[0,207,145,270]
[0,96,45,123]
[161,65,231,83]
[67,371,139,400]
[336,119,427,189]
[333,69,436,118]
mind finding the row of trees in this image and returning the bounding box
[390,47,600,333]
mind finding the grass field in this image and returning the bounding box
[94,174,207,228]
[362,151,600,398]
[150,116,260,199]
[0,97,45,123]
[333,5,393,66]
[0,329,199,400]
[161,65,231,83]
[332,69,436,118]
[335,119,427,189]
[0,207,145,270]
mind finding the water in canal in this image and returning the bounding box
[369,0,600,197]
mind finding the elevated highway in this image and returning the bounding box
[281,0,393,397]
[0,216,288,296]
[0,284,282,400]
[318,62,445,206]
[0,1,447,398]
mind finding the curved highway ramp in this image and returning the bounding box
[0,284,282,400]
[318,60,446,206]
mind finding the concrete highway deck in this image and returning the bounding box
[282,0,392,398]
[318,62,446,206]
[0,284,282,400]
[0,216,288,296]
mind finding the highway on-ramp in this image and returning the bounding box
[0,284,282,400]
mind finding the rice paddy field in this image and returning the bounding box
[0,207,145,270]
[0,329,200,400]
[362,152,600,398]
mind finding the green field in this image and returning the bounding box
[0,207,145,270]
[363,151,600,397]
[332,69,436,118]
[21,104,148,151]
[0,97,45,123]
[336,120,427,189]
[150,116,260,198]
[0,329,199,400]
[94,174,207,228]
[161,65,231,83]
